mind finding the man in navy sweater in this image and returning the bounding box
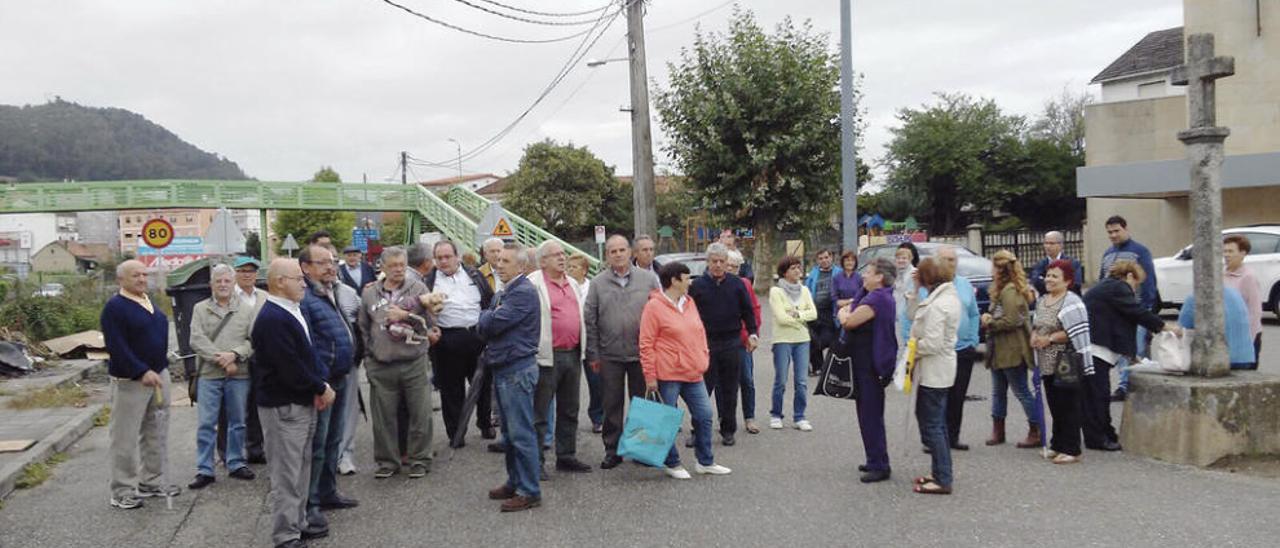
[103,259,176,510]
[688,243,759,446]
[254,258,336,548]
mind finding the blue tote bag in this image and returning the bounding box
[618,395,685,467]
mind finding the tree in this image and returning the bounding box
[271,167,356,254]
[379,213,407,246]
[1031,87,1090,157]
[502,139,617,240]
[654,7,861,288]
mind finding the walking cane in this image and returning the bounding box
[898,339,919,460]
[153,384,173,511]
[1031,365,1048,459]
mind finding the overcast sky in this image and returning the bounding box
[2,0,1182,185]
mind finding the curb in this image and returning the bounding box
[0,402,106,502]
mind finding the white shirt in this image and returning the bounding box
[662,292,688,313]
[344,263,363,288]
[267,294,310,341]
[236,285,259,310]
[434,268,482,328]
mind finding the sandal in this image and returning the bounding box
[913,481,952,495]
[1052,453,1080,465]
[913,476,935,485]
[745,420,760,434]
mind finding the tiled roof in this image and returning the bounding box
[1092,27,1184,84]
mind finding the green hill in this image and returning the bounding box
[0,98,249,181]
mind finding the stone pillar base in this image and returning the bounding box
[1120,370,1280,467]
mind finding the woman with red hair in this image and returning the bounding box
[1031,260,1094,464]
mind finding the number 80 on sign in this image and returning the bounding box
[141,218,175,249]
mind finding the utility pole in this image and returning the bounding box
[839,0,859,253]
[626,0,657,238]
[400,151,408,185]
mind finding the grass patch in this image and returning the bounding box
[5,384,88,410]
[14,452,67,490]
[93,405,111,427]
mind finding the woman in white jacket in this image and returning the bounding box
[909,257,960,495]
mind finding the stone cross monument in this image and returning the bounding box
[1171,33,1234,377]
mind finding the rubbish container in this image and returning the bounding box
[164,258,265,382]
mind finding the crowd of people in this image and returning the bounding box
[98,216,1266,546]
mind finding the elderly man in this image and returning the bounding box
[632,234,662,274]
[229,256,268,464]
[718,229,754,282]
[528,241,592,473]
[253,258,336,548]
[339,245,377,292]
[358,246,437,479]
[1030,231,1082,295]
[187,264,257,491]
[406,242,434,285]
[426,240,496,443]
[298,245,359,529]
[585,235,660,468]
[689,242,759,446]
[480,243,542,512]
[103,260,177,510]
[478,237,506,292]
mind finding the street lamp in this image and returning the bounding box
[586,57,628,67]
[446,138,463,182]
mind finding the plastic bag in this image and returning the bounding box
[618,395,685,467]
[1150,330,1191,373]
[893,338,917,393]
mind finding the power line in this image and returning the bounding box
[379,0,603,44]
[474,0,616,18]
[446,0,607,26]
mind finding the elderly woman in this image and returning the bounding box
[980,250,1042,449]
[641,262,731,479]
[837,258,898,483]
[1031,260,1094,464]
[566,254,603,433]
[909,257,960,495]
[187,263,257,489]
[770,256,818,431]
[894,242,920,345]
[1223,234,1264,365]
[1082,260,1177,452]
[728,250,763,434]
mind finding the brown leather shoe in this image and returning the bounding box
[1015,424,1042,449]
[500,495,541,512]
[985,418,1006,446]
[488,485,516,500]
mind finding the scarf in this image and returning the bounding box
[778,278,804,304]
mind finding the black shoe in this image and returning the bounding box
[922,446,932,454]
[1111,388,1128,402]
[300,526,329,540]
[952,442,970,451]
[857,464,869,472]
[556,458,593,473]
[860,469,891,483]
[487,442,508,454]
[592,423,603,434]
[318,494,359,510]
[228,467,256,480]
[721,434,736,447]
[247,453,267,465]
[187,475,215,490]
[481,427,497,440]
[600,455,622,469]
[274,540,307,548]
[1087,440,1123,452]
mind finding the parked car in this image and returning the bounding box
[654,252,707,277]
[32,282,66,298]
[857,242,994,313]
[1153,225,1280,319]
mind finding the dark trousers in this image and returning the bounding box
[309,373,349,511]
[1044,374,1082,456]
[600,360,645,458]
[534,349,582,460]
[1081,358,1119,447]
[583,359,604,426]
[218,373,265,462]
[1253,333,1262,369]
[703,340,742,436]
[430,327,491,440]
[946,346,977,445]
[808,320,837,375]
[853,361,889,471]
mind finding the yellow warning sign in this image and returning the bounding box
[492,218,514,237]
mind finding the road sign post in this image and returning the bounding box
[595,225,606,261]
[141,218,175,250]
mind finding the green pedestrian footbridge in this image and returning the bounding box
[0,180,600,270]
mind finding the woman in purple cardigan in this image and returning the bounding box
[832,251,865,319]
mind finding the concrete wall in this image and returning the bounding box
[0,213,58,256]
[1084,96,1187,167]
[1185,0,1280,156]
[1099,73,1187,103]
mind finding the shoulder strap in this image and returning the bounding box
[209,309,236,342]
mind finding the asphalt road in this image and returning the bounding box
[2,317,1277,547]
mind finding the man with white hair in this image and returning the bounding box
[103,260,178,509]
[688,242,759,446]
[478,236,506,292]
[527,241,592,473]
[1030,231,1082,295]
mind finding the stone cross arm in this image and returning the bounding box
[1170,33,1236,129]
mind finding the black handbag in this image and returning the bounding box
[814,346,858,400]
[1055,342,1085,388]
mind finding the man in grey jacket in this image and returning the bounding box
[584,235,660,469]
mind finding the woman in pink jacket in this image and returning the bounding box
[640,262,733,480]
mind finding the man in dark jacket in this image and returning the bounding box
[688,242,759,446]
[479,243,542,512]
[425,240,497,442]
[338,245,376,292]
[298,245,359,529]
[632,234,662,274]
[254,258,336,548]
[1030,231,1082,295]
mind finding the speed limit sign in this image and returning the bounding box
[141,218,175,249]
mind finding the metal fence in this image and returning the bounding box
[981,228,1084,263]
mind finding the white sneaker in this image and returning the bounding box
[694,463,732,475]
[795,420,813,432]
[337,458,357,476]
[769,418,783,429]
[664,466,691,480]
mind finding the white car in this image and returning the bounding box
[1153,225,1280,319]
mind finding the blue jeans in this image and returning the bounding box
[1118,326,1149,390]
[196,377,250,476]
[739,349,756,420]
[583,360,604,426]
[770,342,810,421]
[309,373,349,508]
[916,386,953,487]
[990,366,1041,428]
[659,380,714,467]
[494,360,541,499]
